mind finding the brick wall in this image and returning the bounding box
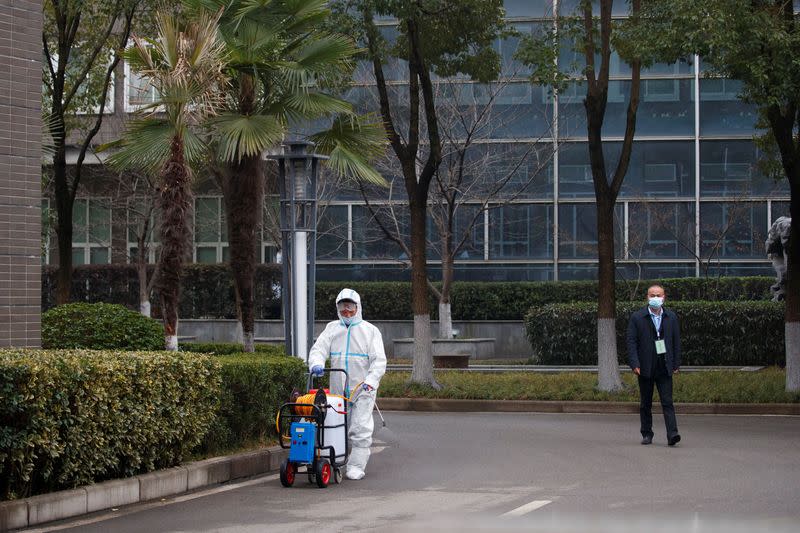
[0,0,42,347]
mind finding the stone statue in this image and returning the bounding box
[766,216,791,302]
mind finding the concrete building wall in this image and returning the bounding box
[0,0,42,347]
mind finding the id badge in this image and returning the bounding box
[655,339,667,355]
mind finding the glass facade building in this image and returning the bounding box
[311,0,790,282]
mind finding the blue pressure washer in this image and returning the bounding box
[276,368,350,488]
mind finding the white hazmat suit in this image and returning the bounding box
[308,288,387,480]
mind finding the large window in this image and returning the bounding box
[317,205,348,260]
[73,198,111,265]
[628,202,695,259]
[489,204,552,259]
[699,79,759,135]
[126,198,158,263]
[558,203,623,259]
[560,80,694,138]
[700,140,788,197]
[194,197,228,263]
[700,202,767,259]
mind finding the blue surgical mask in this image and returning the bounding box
[648,296,664,309]
[341,316,354,326]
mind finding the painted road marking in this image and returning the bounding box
[501,499,552,517]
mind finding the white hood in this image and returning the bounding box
[336,288,363,325]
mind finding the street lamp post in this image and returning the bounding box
[267,141,327,363]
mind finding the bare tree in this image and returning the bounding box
[356,78,557,339]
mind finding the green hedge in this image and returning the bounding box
[316,278,774,320]
[0,350,220,500]
[43,265,774,321]
[42,303,164,350]
[42,264,282,319]
[199,355,305,454]
[525,301,785,366]
[180,342,286,357]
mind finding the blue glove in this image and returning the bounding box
[310,365,324,377]
[360,383,374,392]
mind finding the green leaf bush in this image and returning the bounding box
[42,303,164,350]
[525,301,785,366]
[43,266,774,321]
[0,350,220,500]
[180,342,286,357]
[198,354,305,454]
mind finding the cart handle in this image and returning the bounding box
[306,367,349,393]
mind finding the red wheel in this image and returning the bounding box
[280,459,295,487]
[315,459,331,488]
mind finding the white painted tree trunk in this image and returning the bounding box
[243,331,255,353]
[438,302,453,339]
[165,334,178,351]
[233,320,244,345]
[597,317,623,391]
[410,314,440,388]
[140,301,151,318]
[786,321,800,392]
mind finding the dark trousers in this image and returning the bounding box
[637,357,679,439]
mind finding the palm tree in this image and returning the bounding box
[108,9,227,350]
[186,0,386,353]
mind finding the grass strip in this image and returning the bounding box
[379,367,800,403]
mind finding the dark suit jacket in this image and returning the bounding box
[626,306,681,378]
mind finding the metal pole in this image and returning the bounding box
[277,159,293,357]
[308,158,318,357]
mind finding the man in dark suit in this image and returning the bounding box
[627,284,681,446]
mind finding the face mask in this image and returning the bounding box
[341,315,355,326]
[648,297,664,309]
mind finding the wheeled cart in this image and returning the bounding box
[276,368,350,488]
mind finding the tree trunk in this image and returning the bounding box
[596,197,623,391]
[156,137,193,351]
[785,175,799,391]
[137,234,151,317]
[409,192,439,387]
[221,154,263,353]
[54,148,73,305]
[438,254,454,338]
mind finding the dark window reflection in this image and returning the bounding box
[316,205,348,259]
[628,202,695,259]
[700,202,767,259]
[558,203,623,259]
[700,79,759,135]
[489,203,553,259]
[700,140,789,197]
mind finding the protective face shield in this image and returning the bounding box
[335,288,363,326]
[337,300,358,325]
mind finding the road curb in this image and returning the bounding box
[377,398,800,416]
[0,446,289,531]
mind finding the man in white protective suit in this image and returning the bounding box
[308,288,387,480]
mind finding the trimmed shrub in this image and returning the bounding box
[0,350,220,500]
[525,301,785,366]
[42,264,283,319]
[43,266,775,321]
[42,303,164,350]
[318,278,774,320]
[199,355,305,454]
[180,342,286,357]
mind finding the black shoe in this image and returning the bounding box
[668,434,681,446]
[641,435,653,445]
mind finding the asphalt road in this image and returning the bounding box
[28,412,800,533]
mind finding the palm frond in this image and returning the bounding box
[294,34,357,73]
[103,118,176,175]
[310,112,388,160]
[211,112,286,162]
[310,113,388,186]
[324,144,387,186]
[279,91,353,121]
